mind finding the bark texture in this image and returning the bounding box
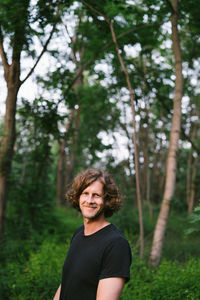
[110,21,144,258]
[0,58,21,240]
[149,0,183,266]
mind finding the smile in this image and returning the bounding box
[84,206,97,209]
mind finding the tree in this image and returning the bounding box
[7,97,60,236]
[149,0,183,267]
[0,0,59,240]
[56,109,75,206]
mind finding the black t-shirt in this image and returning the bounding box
[59,224,132,300]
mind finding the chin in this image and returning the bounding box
[87,211,105,221]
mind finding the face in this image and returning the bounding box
[79,180,105,221]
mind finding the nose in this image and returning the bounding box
[87,194,94,203]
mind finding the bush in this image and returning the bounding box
[121,257,200,300]
[1,238,69,300]
[1,208,200,299]
[0,208,82,300]
[110,204,156,236]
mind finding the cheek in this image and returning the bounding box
[98,199,104,207]
[79,199,84,206]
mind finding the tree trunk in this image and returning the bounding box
[186,123,198,214]
[0,18,56,240]
[149,0,183,267]
[65,106,81,187]
[143,124,153,219]
[56,140,67,207]
[56,109,74,207]
[0,61,21,239]
[188,155,198,214]
[110,21,144,258]
[139,55,153,218]
[186,149,192,209]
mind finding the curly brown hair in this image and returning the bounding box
[66,168,121,218]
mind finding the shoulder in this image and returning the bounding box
[71,225,84,242]
[99,225,132,282]
[108,224,129,243]
[104,224,132,257]
[74,224,84,235]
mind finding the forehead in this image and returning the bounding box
[83,180,104,192]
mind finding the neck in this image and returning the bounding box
[83,215,110,236]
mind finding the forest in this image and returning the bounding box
[0,0,200,299]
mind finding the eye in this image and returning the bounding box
[94,193,100,198]
[82,192,88,195]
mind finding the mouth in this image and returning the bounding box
[84,205,97,209]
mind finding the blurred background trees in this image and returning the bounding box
[0,0,200,297]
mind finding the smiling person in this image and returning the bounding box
[53,168,132,300]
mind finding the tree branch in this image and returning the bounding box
[81,0,110,23]
[64,22,160,98]
[0,26,10,73]
[20,18,58,85]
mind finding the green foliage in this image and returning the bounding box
[1,207,200,299]
[75,83,120,164]
[185,204,200,235]
[0,208,81,299]
[1,226,200,299]
[0,0,30,34]
[110,203,156,237]
[1,1,200,299]
[1,238,69,300]
[0,0,60,56]
[161,210,200,261]
[121,258,200,300]
[6,98,61,237]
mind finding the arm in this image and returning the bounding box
[53,284,61,300]
[96,277,125,300]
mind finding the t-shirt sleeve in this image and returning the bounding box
[99,237,132,282]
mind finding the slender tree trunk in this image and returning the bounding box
[58,20,84,192]
[186,123,198,214]
[56,140,67,207]
[65,106,81,186]
[110,21,144,258]
[149,0,183,267]
[143,125,153,219]
[79,2,145,256]
[186,149,192,209]
[188,155,198,214]
[142,60,153,218]
[119,121,134,182]
[56,109,74,207]
[138,117,145,202]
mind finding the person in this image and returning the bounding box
[53,168,132,300]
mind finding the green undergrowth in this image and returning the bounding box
[121,257,200,300]
[0,208,81,300]
[0,207,200,299]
